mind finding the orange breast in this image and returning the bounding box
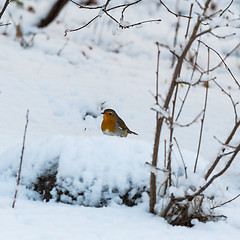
[101,115,116,133]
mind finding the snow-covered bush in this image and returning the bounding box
[0,136,150,206]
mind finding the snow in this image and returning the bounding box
[0,0,240,239]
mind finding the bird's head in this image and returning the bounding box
[101,109,118,121]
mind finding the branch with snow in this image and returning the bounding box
[65,0,161,35]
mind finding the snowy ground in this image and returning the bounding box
[0,0,240,239]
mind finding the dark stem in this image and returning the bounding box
[194,85,209,173]
[12,110,29,208]
[174,137,187,179]
[0,0,11,20]
[185,3,193,38]
[150,0,212,213]
[199,40,240,88]
[205,120,240,180]
[220,0,234,16]
[211,193,240,209]
[150,43,161,214]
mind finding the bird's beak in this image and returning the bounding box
[101,112,104,114]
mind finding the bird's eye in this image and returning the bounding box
[109,112,112,115]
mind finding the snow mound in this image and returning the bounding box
[0,136,151,206]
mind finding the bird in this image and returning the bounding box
[101,109,138,137]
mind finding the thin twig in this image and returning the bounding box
[12,110,29,208]
[207,46,210,75]
[219,149,236,157]
[159,0,191,18]
[171,15,181,67]
[0,0,11,20]
[174,111,203,127]
[57,38,69,56]
[211,193,240,209]
[209,31,236,39]
[175,85,191,121]
[103,9,119,24]
[213,80,238,123]
[195,0,204,10]
[191,144,240,200]
[166,85,179,189]
[220,0,234,17]
[174,143,240,203]
[145,162,169,173]
[194,85,209,173]
[0,22,10,27]
[213,136,238,149]
[191,36,201,80]
[199,40,240,88]
[164,139,167,168]
[121,0,142,21]
[119,19,161,29]
[156,42,160,105]
[70,0,103,9]
[67,0,160,35]
[150,42,162,214]
[65,15,99,36]
[208,43,240,73]
[174,137,187,179]
[185,3,193,38]
[205,120,240,180]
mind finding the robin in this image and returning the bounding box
[101,109,138,137]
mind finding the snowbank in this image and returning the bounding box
[0,136,151,206]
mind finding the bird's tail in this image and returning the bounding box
[129,130,138,135]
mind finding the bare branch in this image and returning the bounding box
[220,0,234,17]
[209,31,236,39]
[192,144,240,200]
[195,28,212,39]
[164,139,167,168]
[194,85,209,173]
[65,15,99,35]
[151,0,212,213]
[174,111,203,127]
[145,162,169,173]
[211,193,240,209]
[173,137,187,179]
[150,42,162,214]
[195,0,204,10]
[175,85,191,121]
[167,85,179,187]
[67,0,161,35]
[12,110,29,208]
[0,22,10,27]
[0,0,11,20]
[156,42,161,105]
[213,80,238,123]
[159,0,191,18]
[70,0,103,9]
[102,8,119,24]
[173,143,240,204]
[185,3,193,38]
[119,19,161,29]
[208,42,240,73]
[191,36,201,80]
[171,13,181,67]
[205,120,240,180]
[120,0,142,21]
[199,40,240,88]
